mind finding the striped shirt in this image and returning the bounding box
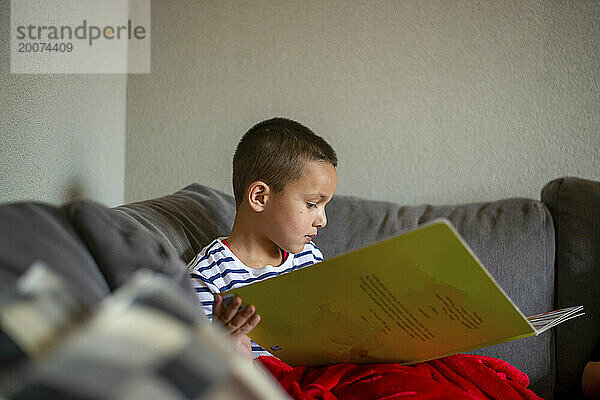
[188,237,324,358]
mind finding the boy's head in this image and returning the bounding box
[232,118,337,208]
[231,118,338,254]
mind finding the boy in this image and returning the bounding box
[188,117,338,358]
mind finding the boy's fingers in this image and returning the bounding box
[220,296,243,325]
[237,314,261,336]
[212,294,223,319]
[224,304,256,332]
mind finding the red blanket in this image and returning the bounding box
[258,354,544,400]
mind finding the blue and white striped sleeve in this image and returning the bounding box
[187,252,218,319]
[189,275,216,319]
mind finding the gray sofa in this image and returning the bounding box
[1,176,598,399]
[115,176,600,400]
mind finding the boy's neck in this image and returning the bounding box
[226,214,284,269]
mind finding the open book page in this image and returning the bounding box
[527,305,585,334]
[225,220,585,366]
[226,220,540,366]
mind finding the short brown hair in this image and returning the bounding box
[232,118,337,207]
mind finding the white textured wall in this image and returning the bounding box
[126,0,599,205]
[0,1,126,206]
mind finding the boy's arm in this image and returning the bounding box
[188,278,217,318]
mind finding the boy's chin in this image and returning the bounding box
[285,242,306,254]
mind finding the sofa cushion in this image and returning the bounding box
[114,184,235,263]
[62,201,192,298]
[542,177,600,399]
[0,202,110,307]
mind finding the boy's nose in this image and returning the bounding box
[314,209,327,228]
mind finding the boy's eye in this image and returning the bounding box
[306,202,317,208]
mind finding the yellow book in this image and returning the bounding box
[224,219,583,366]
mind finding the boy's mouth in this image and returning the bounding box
[305,234,316,242]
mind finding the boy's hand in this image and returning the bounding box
[212,294,260,359]
[212,294,261,335]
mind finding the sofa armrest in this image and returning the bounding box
[542,176,600,398]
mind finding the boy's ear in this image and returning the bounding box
[247,181,271,212]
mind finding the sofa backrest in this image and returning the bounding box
[116,183,556,399]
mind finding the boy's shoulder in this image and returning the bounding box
[187,238,231,272]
